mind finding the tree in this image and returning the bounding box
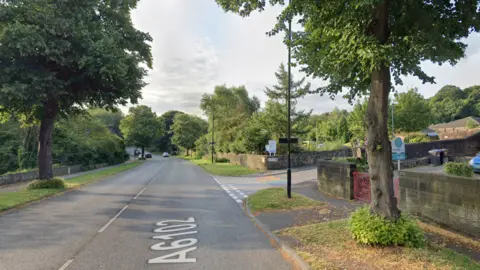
[120,106,163,157]
[265,63,311,102]
[170,114,208,155]
[394,89,432,136]
[88,108,124,137]
[216,0,480,219]
[0,0,152,179]
[200,85,260,153]
[430,85,469,123]
[153,111,184,153]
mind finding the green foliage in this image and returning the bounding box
[120,106,164,153]
[430,85,480,124]
[404,135,431,144]
[54,116,127,166]
[465,118,480,129]
[264,62,310,102]
[348,100,368,149]
[152,110,184,153]
[215,157,230,163]
[201,85,260,153]
[171,114,208,153]
[87,108,124,137]
[240,115,271,154]
[318,140,346,151]
[349,207,425,248]
[27,178,66,190]
[394,89,432,133]
[316,108,350,144]
[444,162,474,177]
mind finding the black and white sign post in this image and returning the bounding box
[286,0,293,199]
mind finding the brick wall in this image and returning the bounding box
[317,161,356,200]
[399,171,480,237]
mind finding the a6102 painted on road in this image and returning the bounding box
[148,217,198,264]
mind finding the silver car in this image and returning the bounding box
[162,152,169,157]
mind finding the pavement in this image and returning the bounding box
[0,156,291,270]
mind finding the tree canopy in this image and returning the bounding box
[120,106,164,157]
[394,89,432,134]
[171,114,208,155]
[0,0,152,179]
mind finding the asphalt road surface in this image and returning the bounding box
[0,156,291,270]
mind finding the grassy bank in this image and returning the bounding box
[179,156,258,176]
[247,188,325,212]
[281,220,480,270]
[0,161,143,212]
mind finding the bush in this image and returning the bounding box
[319,140,347,151]
[27,178,66,190]
[349,207,425,248]
[444,162,473,177]
[215,157,229,163]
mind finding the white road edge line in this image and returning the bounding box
[58,259,73,270]
[98,205,128,233]
[235,200,242,203]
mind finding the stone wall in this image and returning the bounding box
[266,149,352,170]
[399,171,480,237]
[0,163,112,187]
[398,157,430,169]
[317,161,356,200]
[216,148,352,171]
[215,153,267,171]
[405,132,480,159]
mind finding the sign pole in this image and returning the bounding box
[211,105,214,164]
[286,1,292,199]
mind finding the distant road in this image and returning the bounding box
[0,156,290,270]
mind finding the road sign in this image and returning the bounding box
[267,140,276,154]
[279,138,299,144]
[392,137,406,160]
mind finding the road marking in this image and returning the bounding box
[58,259,73,270]
[98,205,128,233]
[150,217,197,264]
[214,178,244,205]
[134,187,147,200]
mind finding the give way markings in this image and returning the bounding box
[212,177,248,205]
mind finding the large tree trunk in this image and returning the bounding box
[38,99,58,180]
[141,146,145,158]
[366,0,400,219]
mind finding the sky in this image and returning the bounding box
[129,0,480,117]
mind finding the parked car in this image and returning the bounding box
[162,152,169,157]
[145,153,152,158]
[468,154,480,172]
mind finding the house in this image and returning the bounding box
[430,116,480,140]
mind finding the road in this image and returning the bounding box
[0,157,291,270]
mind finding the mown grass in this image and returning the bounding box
[247,187,325,212]
[179,156,258,176]
[281,219,480,270]
[0,161,143,212]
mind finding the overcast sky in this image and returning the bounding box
[129,0,480,117]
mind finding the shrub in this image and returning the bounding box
[319,140,347,151]
[138,157,147,160]
[444,162,473,177]
[215,157,230,163]
[27,178,66,190]
[349,207,425,248]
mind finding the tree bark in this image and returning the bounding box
[38,99,58,180]
[142,146,145,158]
[366,0,401,219]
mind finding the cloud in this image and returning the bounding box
[129,0,480,117]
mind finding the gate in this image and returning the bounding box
[353,172,400,203]
[353,172,371,202]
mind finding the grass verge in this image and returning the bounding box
[247,187,325,212]
[179,156,258,176]
[281,219,480,270]
[0,161,143,212]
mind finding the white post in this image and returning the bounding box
[68,166,71,175]
[398,160,401,171]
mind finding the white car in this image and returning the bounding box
[162,152,169,157]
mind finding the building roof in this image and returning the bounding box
[430,116,480,129]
